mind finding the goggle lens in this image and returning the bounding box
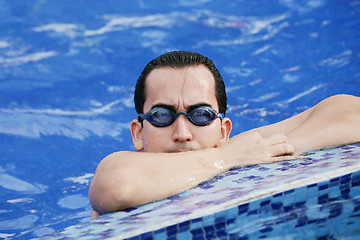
[138,106,223,128]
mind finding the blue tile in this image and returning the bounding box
[127,236,141,240]
[341,174,351,184]
[190,228,205,239]
[283,190,295,208]
[352,172,360,187]
[247,209,258,216]
[284,189,295,195]
[202,214,214,227]
[238,203,249,215]
[166,236,177,240]
[257,166,270,171]
[318,194,329,204]
[215,222,226,232]
[340,186,351,199]
[260,198,271,207]
[330,177,340,187]
[226,206,238,221]
[327,202,342,219]
[271,201,283,210]
[237,235,249,240]
[229,233,242,240]
[203,226,215,239]
[273,192,283,198]
[190,217,203,230]
[140,231,153,240]
[275,211,297,224]
[227,217,236,227]
[248,199,260,211]
[350,186,360,199]
[259,198,272,218]
[306,184,319,207]
[178,220,190,232]
[153,229,166,240]
[354,199,360,213]
[319,182,329,191]
[294,186,307,203]
[166,224,178,237]
[295,214,308,227]
[295,201,306,208]
[328,185,341,199]
[177,231,192,240]
[352,170,360,180]
[214,210,227,224]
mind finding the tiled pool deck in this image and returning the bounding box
[44,143,360,239]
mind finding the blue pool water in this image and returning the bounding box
[0,0,359,239]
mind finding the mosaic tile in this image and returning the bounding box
[40,143,360,239]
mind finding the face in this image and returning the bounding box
[131,65,232,153]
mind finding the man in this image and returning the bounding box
[89,51,360,218]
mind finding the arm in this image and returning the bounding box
[240,94,360,154]
[89,132,294,217]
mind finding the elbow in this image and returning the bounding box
[331,94,360,121]
[89,174,135,216]
[319,94,360,144]
[88,157,136,216]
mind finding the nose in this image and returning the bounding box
[171,115,193,143]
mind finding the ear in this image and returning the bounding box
[130,119,144,151]
[219,117,232,143]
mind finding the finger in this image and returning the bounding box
[265,133,287,146]
[272,155,302,162]
[270,143,295,156]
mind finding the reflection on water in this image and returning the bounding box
[0,107,129,139]
[57,194,88,210]
[0,0,359,239]
[0,167,46,194]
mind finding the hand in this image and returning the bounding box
[219,132,295,167]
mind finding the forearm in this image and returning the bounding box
[240,94,360,155]
[89,148,228,215]
[238,106,314,139]
[286,95,360,154]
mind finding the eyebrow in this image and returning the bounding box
[150,103,212,112]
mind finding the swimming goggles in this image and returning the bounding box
[138,105,223,128]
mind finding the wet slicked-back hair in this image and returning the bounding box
[134,51,227,115]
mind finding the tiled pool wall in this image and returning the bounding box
[44,143,360,239]
[127,170,360,240]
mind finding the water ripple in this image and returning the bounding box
[0,215,39,230]
[0,100,130,139]
[0,167,46,194]
[0,112,129,139]
[0,51,57,67]
[197,14,290,46]
[317,50,352,68]
[29,10,292,49]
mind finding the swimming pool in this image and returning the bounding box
[0,0,359,239]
